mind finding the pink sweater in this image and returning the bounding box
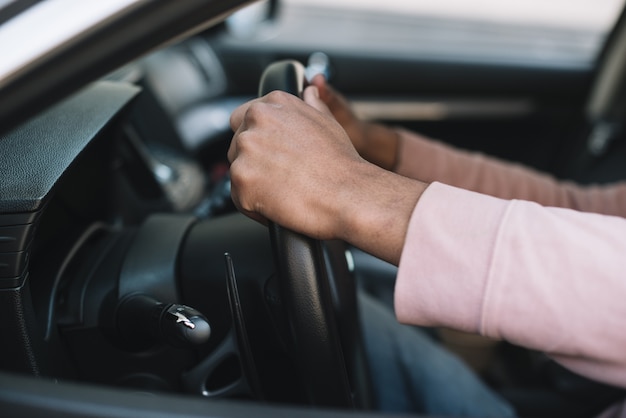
[393,129,626,418]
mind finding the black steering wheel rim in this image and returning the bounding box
[259,60,371,409]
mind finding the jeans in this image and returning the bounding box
[358,291,516,417]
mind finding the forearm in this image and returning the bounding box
[395,129,626,216]
[358,122,400,171]
[394,128,564,201]
[334,160,426,265]
[396,182,626,388]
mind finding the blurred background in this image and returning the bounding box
[285,0,624,30]
[259,0,626,68]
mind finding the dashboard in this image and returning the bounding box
[0,48,290,398]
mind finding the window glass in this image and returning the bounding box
[279,0,626,67]
[284,0,624,31]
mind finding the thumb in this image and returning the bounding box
[303,85,333,117]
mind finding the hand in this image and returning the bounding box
[229,86,426,265]
[309,74,368,152]
[310,74,400,171]
[229,87,362,240]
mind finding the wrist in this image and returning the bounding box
[360,123,400,171]
[334,160,426,265]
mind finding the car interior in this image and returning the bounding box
[1,0,626,417]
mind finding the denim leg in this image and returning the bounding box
[358,290,516,417]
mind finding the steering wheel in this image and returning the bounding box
[258,60,372,409]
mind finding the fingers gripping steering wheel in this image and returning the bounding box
[258,60,372,409]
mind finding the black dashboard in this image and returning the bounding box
[0,60,287,398]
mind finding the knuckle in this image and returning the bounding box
[265,90,286,101]
[244,103,268,125]
[229,110,239,130]
[228,159,246,186]
[226,144,235,163]
[235,130,257,154]
[229,161,255,200]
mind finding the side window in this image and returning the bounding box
[280,0,625,67]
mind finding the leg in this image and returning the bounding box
[358,290,515,417]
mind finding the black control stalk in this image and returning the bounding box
[116,294,211,349]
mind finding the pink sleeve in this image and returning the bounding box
[395,182,626,388]
[394,128,626,216]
